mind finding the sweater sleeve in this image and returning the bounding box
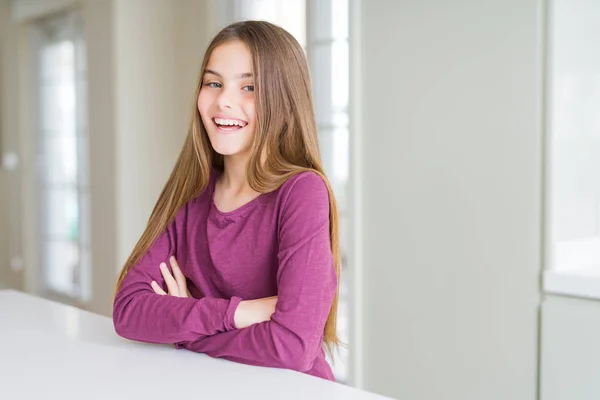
[177,173,337,373]
[113,203,242,344]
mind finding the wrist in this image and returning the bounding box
[225,296,244,331]
[233,300,248,329]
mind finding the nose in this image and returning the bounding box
[216,87,235,109]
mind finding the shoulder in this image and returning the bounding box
[278,171,330,218]
[280,171,328,200]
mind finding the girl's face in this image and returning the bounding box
[198,41,256,159]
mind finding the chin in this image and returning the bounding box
[211,143,248,157]
[215,149,242,156]
[206,132,251,158]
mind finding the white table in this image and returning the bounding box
[0,290,392,400]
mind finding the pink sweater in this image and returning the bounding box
[113,170,337,381]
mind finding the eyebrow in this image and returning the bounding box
[204,69,253,79]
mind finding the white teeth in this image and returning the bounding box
[215,118,246,127]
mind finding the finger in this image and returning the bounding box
[160,262,179,296]
[151,281,167,295]
[169,256,188,297]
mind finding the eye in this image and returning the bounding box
[243,85,255,92]
[205,82,222,88]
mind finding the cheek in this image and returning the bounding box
[197,91,210,115]
[197,94,213,130]
[244,99,257,125]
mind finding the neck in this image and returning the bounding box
[221,154,251,194]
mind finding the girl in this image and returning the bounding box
[113,21,341,381]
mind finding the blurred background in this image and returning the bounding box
[1,0,600,399]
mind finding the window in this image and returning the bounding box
[35,10,91,302]
[214,0,351,382]
[544,0,600,298]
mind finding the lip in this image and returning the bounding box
[211,118,246,134]
[212,115,248,124]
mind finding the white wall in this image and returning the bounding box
[84,0,117,316]
[355,1,542,398]
[540,294,600,400]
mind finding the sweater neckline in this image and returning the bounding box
[210,169,266,220]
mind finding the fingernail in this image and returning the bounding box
[170,256,176,263]
[160,262,166,269]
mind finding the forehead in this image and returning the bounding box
[206,41,253,76]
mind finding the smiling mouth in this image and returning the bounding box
[212,117,248,133]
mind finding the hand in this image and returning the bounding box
[151,256,192,298]
[234,296,278,329]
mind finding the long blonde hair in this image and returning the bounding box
[115,21,341,356]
